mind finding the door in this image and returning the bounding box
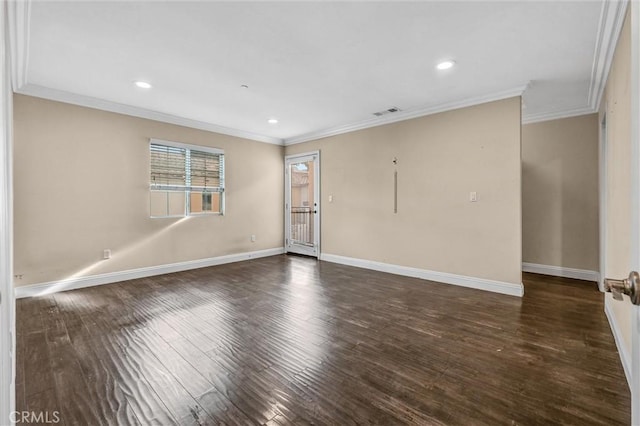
[632,2,640,419]
[285,152,320,257]
[603,2,640,423]
[633,3,640,419]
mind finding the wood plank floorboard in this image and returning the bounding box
[16,255,630,425]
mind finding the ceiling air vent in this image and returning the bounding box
[373,107,401,117]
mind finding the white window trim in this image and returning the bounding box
[150,138,224,155]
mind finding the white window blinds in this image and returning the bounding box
[149,139,225,217]
[150,141,224,193]
[150,143,186,190]
[188,149,224,191]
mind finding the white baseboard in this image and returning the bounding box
[522,262,600,282]
[14,247,285,299]
[604,297,632,389]
[320,253,524,297]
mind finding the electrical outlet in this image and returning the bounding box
[251,235,256,242]
[103,249,111,259]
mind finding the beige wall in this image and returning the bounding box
[522,114,599,271]
[286,97,522,285]
[13,95,284,287]
[602,10,632,354]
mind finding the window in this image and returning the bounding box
[149,139,224,217]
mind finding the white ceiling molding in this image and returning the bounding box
[521,106,597,125]
[17,84,284,145]
[284,85,529,146]
[14,2,631,143]
[524,0,628,126]
[588,0,628,111]
[6,0,30,91]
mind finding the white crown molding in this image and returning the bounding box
[6,0,30,91]
[7,0,631,144]
[588,0,629,111]
[604,297,632,389]
[521,106,597,125]
[320,253,524,297]
[14,247,284,298]
[284,85,529,146]
[522,0,629,126]
[16,84,284,146]
[522,262,599,282]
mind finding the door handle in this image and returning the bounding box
[605,271,640,305]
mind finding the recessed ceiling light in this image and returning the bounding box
[436,60,456,70]
[268,118,278,124]
[134,81,152,89]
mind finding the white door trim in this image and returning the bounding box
[0,2,15,424]
[630,1,640,423]
[284,151,320,258]
[599,111,608,293]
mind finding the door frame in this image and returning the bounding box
[599,111,608,293]
[0,2,15,423]
[284,151,320,258]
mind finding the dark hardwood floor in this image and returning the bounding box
[16,255,630,425]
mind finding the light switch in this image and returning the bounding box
[470,192,477,202]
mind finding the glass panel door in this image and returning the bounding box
[285,152,319,257]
